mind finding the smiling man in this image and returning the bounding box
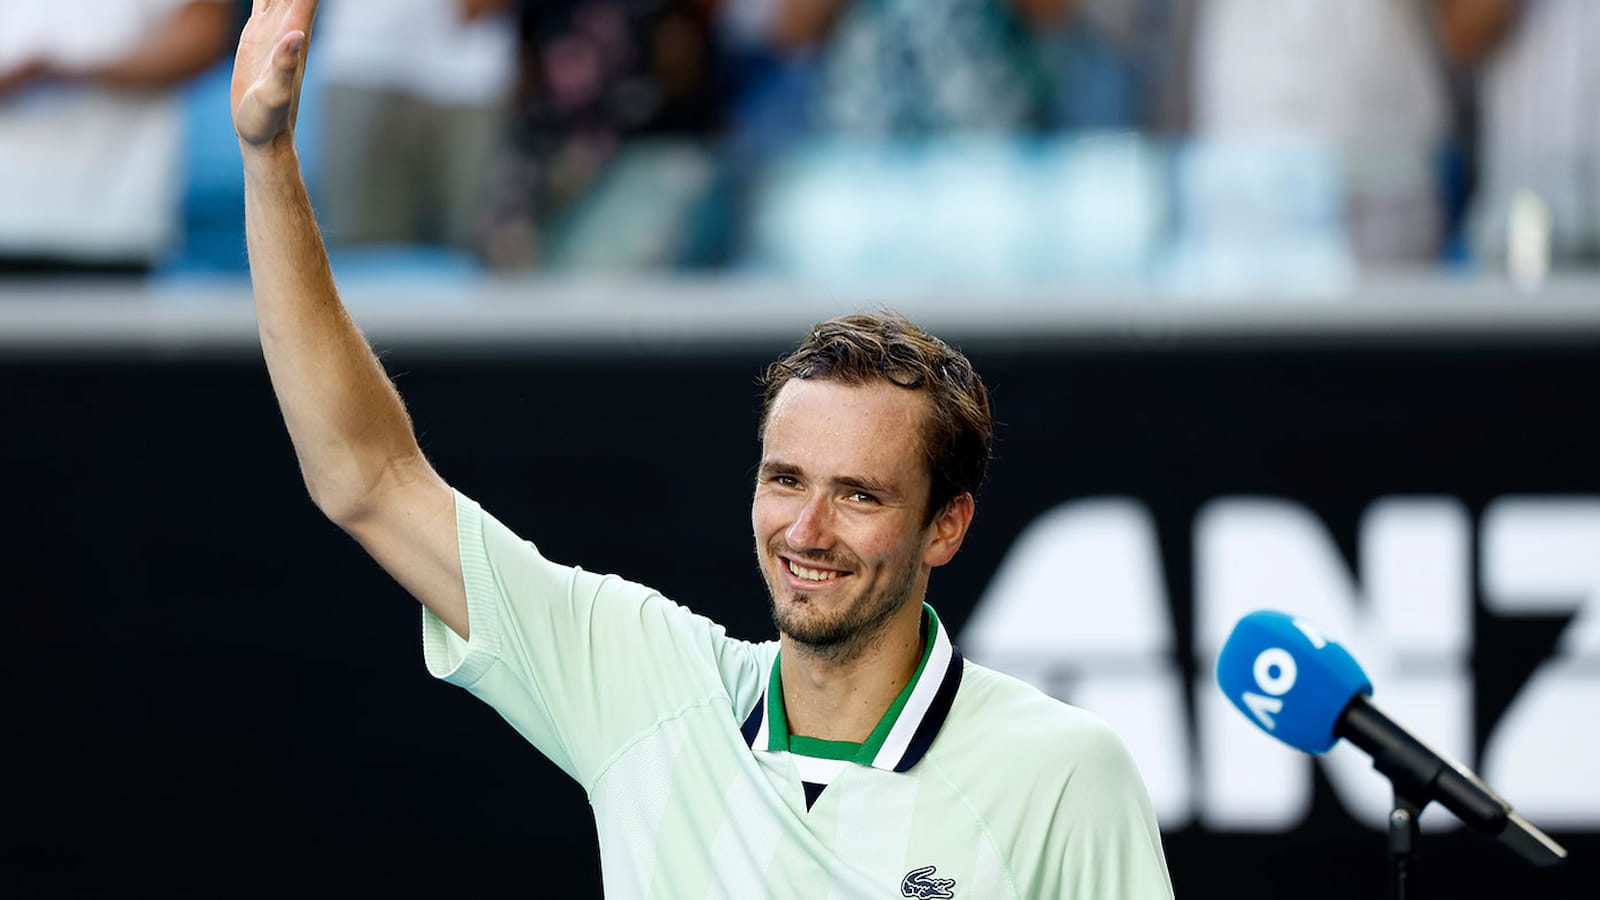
[233,1,1172,896]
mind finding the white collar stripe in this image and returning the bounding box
[791,754,851,785]
[754,698,771,750]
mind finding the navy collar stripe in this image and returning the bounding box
[893,647,963,773]
[740,695,765,746]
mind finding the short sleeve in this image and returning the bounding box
[1050,717,1174,899]
[422,492,767,790]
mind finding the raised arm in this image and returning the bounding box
[232,0,468,637]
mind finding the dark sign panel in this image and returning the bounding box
[4,337,1596,896]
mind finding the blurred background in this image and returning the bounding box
[3,0,1599,897]
[5,0,1600,285]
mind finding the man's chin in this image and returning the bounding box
[771,593,849,647]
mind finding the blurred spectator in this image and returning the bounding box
[490,0,723,270]
[313,0,520,260]
[0,0,235,275]
[725,1,1162,142]
[772,0,1058,136]
[1189,0,1453,266]
[1443,0,1600,267]
[718,0,820,158]
[1027,0,1181,132]
[736,1,1174,285]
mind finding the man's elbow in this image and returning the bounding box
[305,453,440,529]
[301,463,387,528]
[303,472,367,528]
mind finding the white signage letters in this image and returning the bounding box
[1480,498,1600,827]
[960,499,1193,825]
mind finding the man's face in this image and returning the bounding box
[753,378,963,659]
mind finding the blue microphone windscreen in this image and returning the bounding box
[1215,610,1373,755]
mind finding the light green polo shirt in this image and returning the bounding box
[423,493,1173,898]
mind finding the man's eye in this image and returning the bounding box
[848,491,879,504]
[774,475,799,487]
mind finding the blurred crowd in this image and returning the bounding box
[2,0,1597,288]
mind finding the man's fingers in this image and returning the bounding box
[251,31,304,110]
[235,1,315,145]
[280,0,318,33]
[253,0,315,31]
[276,31,305,68]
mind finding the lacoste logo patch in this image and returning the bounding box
[900,864,956,899]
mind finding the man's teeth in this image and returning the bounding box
[788,560,839,582]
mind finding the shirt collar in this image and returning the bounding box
[740,603,964,773]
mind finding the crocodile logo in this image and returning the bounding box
[900,865,956,899]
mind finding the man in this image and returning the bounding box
[232,2,1173,896]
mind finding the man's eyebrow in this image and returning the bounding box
[834,474,897,497]
[757,460,801,478]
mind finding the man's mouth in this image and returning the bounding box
[783,556,848,583]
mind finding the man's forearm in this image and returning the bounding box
[243,142,425,523]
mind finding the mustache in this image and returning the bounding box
[766,539,854,571]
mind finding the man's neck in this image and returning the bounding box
[779,601,927,745]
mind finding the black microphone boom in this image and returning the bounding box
[1334,694,1567,868]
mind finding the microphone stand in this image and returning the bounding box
[1337,696,1567,899]
[1387,792,1422,900]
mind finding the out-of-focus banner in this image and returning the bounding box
[4,319,1596,896]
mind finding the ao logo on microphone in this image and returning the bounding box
[1242,619,1323,731]
[1244,648,1294,730]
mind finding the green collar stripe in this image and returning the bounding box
[765,642,790,748]
[788,735,861,761]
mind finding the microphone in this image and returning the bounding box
[1216,610,1567,868]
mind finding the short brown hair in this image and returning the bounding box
[759,312,993,524]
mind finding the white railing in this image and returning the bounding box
[2,273,1599,355]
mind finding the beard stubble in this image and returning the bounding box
[765,542,922,664]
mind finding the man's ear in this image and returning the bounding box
[923,492,975,568]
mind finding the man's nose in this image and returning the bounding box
[785,492,834,552]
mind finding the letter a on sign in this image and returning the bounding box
[1244,692,1283,730]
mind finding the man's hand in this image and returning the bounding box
[232,0,318,149]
